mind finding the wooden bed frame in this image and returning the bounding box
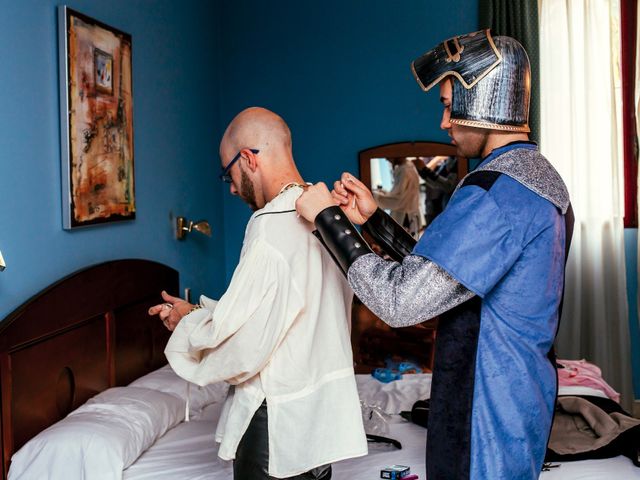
[0,259,178,479]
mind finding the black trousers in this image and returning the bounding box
[234,402,332,480]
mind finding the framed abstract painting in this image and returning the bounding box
[58,6,136,229]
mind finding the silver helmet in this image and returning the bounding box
[411,30,531,133]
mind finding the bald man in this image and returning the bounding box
[148,107,367,479]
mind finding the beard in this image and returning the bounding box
[240,167,259,211]
[452,124,489,159]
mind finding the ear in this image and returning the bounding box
[241,148,259,173]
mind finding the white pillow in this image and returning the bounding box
[129,364,229,415]
[9,387,184,480]
[356,373,432,415]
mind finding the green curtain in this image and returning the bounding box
[479,0,540,144]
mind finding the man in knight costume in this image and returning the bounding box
[296,30,574,479]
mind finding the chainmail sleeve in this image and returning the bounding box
[347,253,475,327]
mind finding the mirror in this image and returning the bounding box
[351,141,468,373]
[360,141,467,239]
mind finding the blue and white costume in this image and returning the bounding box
[313,142,572,479]
[345,142,572,478]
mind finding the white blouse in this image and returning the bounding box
[165,186,367,478]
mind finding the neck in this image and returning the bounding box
[263,169,305,203]
[481,132,530,158]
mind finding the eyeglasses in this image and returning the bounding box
[219,149,259,183]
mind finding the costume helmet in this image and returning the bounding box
[411,29,531,132]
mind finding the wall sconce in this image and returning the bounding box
[176,217,212,240]
[0,249,5,271]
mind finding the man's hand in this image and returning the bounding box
[295,182,338,222]
[331,172,377,225]
[148,290,194,331]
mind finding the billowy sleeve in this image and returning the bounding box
[165,237,304,386]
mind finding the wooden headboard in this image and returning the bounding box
[0,259,179,478]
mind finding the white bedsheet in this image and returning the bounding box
[123,403,425,480]
[124,401,640,480]
[540,456,640,479]
[356,373,432,414]
[123,402,230,480]
[333,416,426,478]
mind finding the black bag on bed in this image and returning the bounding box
[545,395,640,467]
[400,399,430,429]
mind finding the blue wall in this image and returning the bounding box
[217,0,479,276]
[0,0,226,319]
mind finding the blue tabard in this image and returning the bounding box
[413,142,569,479]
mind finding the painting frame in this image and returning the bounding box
[58,6,136,229]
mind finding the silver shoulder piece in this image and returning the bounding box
[475,149,570,214]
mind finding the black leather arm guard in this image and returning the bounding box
[313,206,373,276]
[362,208,417,263]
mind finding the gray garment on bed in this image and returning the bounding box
[347,253,475,327]
[548,396,640,455]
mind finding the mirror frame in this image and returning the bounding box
[358,140,467,189]
[351,141,468,374]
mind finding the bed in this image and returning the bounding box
[2,259,639,479]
